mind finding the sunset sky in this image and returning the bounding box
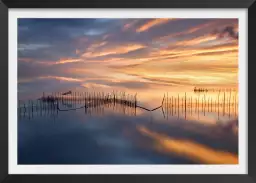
[18,18,238,101]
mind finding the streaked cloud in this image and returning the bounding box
[122,19,140,31]
[156,20,217,41]
[18,18,238,101]
[136,18,176,33]
[84,28,106,36]
[53,58,83,65]
[82,43,146,58]
[39,76,83,82]
[18,43,51,51]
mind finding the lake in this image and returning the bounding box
[18,91,238,164]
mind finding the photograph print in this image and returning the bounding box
[18,18,239,165]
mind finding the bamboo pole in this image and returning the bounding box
[185,92,187,119]
[223,91,226,116]
[178,94,179,118]
[229,90,231,118]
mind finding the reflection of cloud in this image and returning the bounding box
[137,125,238,164]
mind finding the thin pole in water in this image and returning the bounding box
[172,96,174,116]
[223,91,226,116]
[166,92,168,119]
[229,90,231,118]
[218,90,220,119]
[190,96,192,109]
[195,98,197,113]
[32,100,33,113]
[184,92,186,119]
[178,94,179,118]
[211,98,212,112]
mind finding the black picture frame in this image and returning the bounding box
[0,0,254,182]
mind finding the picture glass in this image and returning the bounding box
[17,18,239,165]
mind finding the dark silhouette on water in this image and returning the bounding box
[18,91,238,165]
[19,91,165,118]
[38,95,57,103]
[193,87,237,93]
[18,91,238,132]
[62,91,72,95]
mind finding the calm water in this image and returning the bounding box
[18,95,238,164]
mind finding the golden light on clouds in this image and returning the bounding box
[123,20,140,31]
[174,35,218,46]
[82,83,111,89]
[155,21,214,41]
[17,18,241,166]
[87,41,108,52]
[185,21,215,34]
[136,18,176,32]
[155,19,233,42]
[53,58,82,65]
[18,19,238,101]
[39,76,82,82]
[82,44,146,58]
[152,42,238,58]
[19,58,83,66]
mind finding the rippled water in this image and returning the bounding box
[18,94,238,164]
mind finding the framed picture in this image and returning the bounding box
[0,0,254,182]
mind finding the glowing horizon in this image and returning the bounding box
[18,18,238,101]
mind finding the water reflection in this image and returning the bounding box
[137,125,238,164]
[18,94,238,164]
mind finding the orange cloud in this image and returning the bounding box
[156,20,219,41]
[75,49,80,54]
[82,83,111,89]
[82,44,146,58]
[123,20,140,31]
[174,35,217,46]
[19,57,83,66]
[136,18,176,33]
[87,41,108,52]
[151,42,238,58]
[53,58,83,65]
[109,42,238,89]
[186,21,216,34]
[39,76,82,82]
